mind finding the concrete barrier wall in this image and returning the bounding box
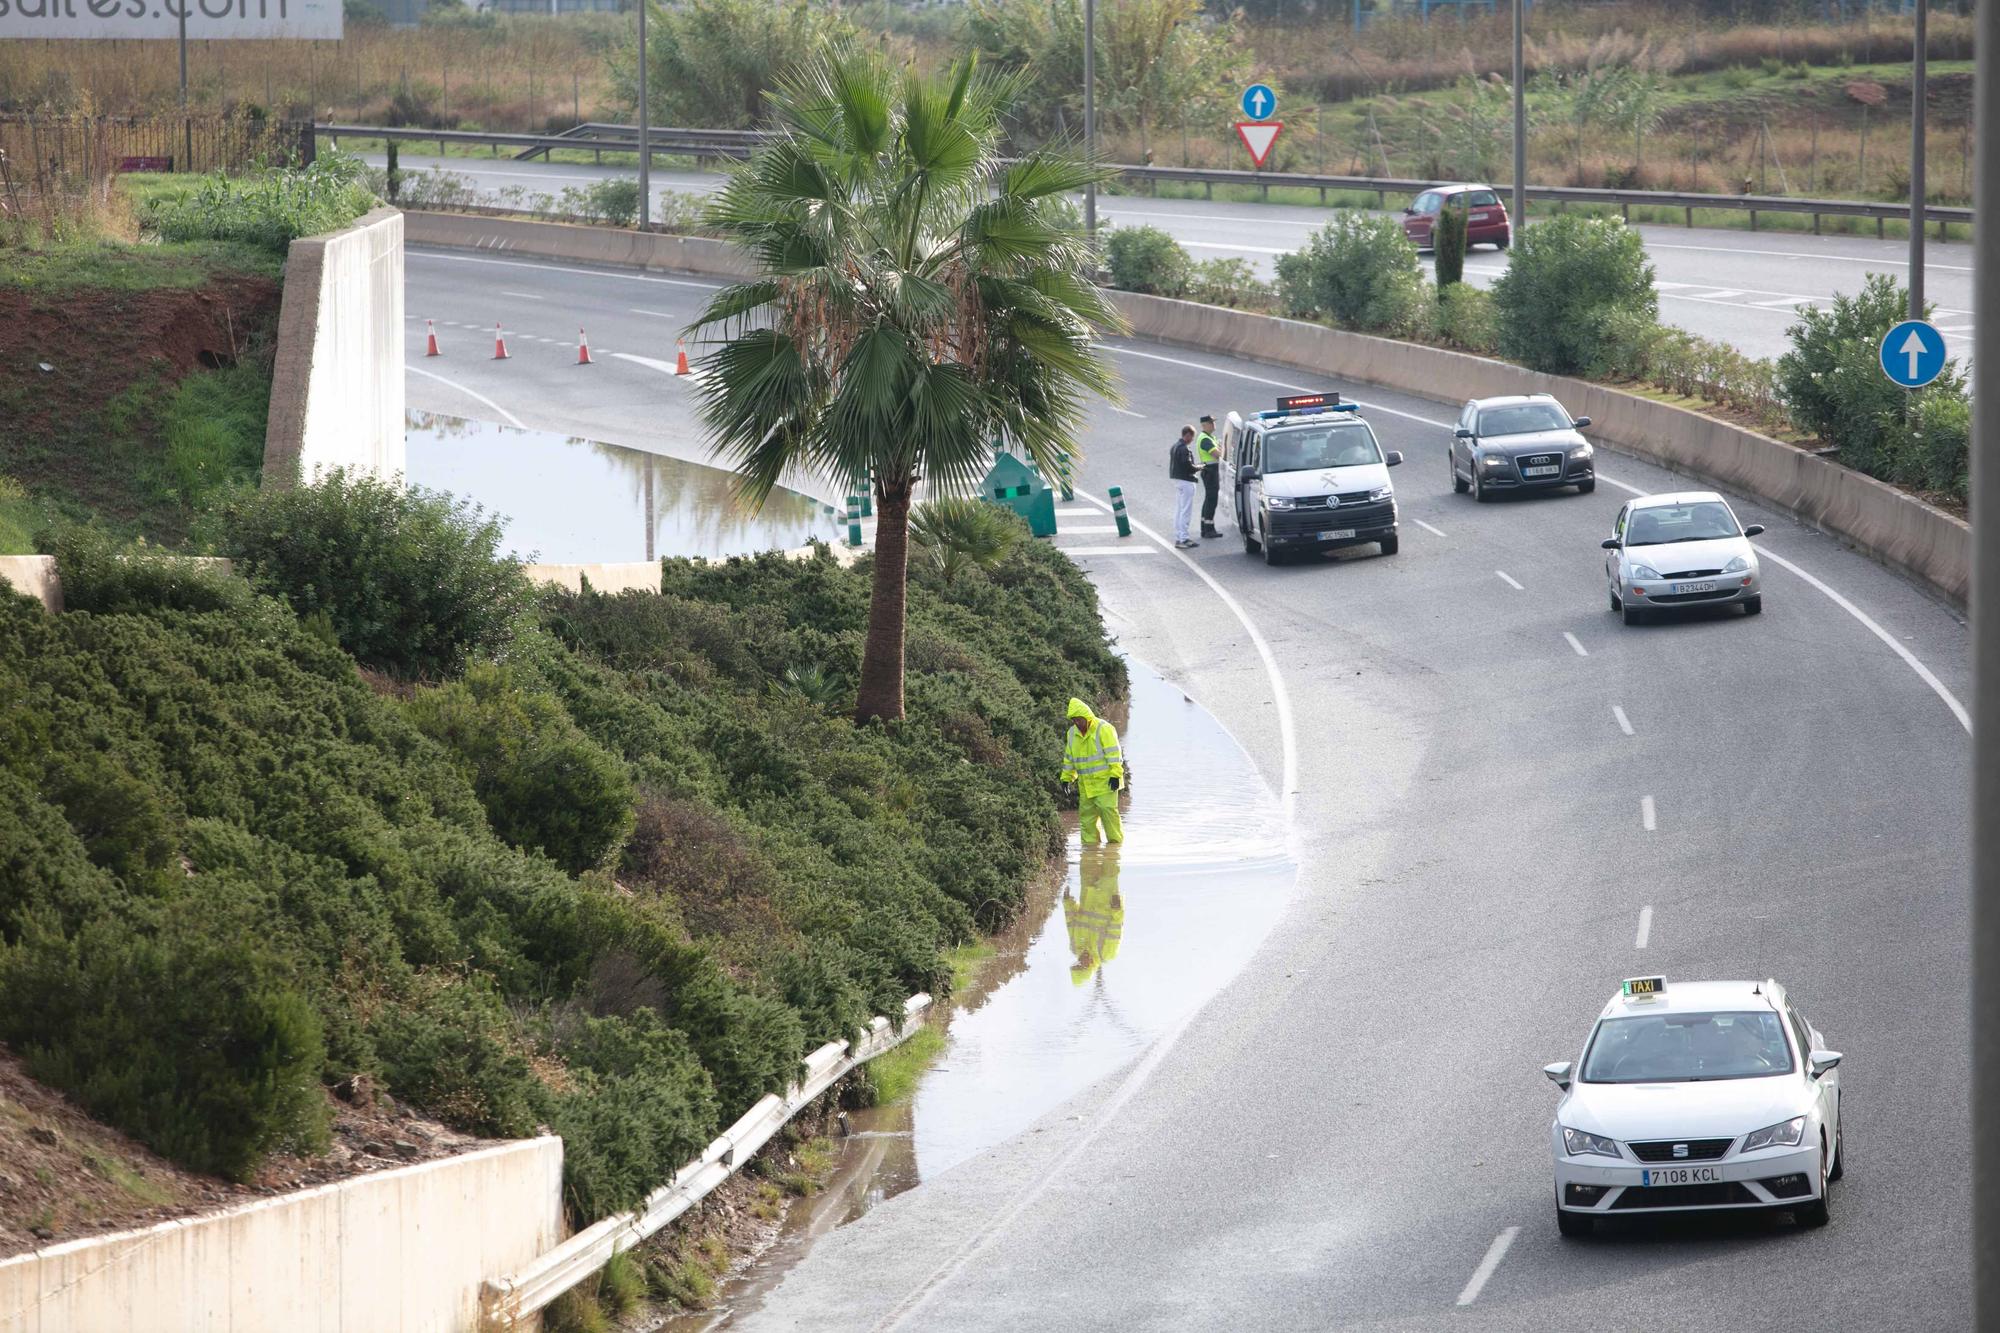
[521,562,661,594]
[0,1137,562,1333]
[401,212,754,282]
[0,556,60,612]
[265,207,408,488]
[1106,291,1971,610]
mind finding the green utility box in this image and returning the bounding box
[981,450,1058,537]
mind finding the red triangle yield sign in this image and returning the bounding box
[1236,121,1284,168]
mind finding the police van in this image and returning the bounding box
[1220,393,1404,564]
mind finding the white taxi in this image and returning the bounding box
[1545,977,1843,1238]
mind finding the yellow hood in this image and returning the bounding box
[1066,697,1096,723]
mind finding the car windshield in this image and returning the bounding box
[1580,1010,1794,1083]
[1263,424,1382,473]
[1477,403,1570,436]
[1413,192,1442,213]
[1626,501,1741,546]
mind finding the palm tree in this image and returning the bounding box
[686,46,1123,723]
[910,495,1027,587]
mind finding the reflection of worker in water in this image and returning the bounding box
[1060,696,1125,846]
[1066,846,1125,986]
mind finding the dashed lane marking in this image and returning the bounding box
[1564,632,1589,657]
[1455,1227,1519,1307]
[1636,906,1653,949]
[1642,795,1658,832]
[1496,570,1524,590]
[1413,519,1447,538]
[1613,705,1634,736]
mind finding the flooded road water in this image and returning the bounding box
[404,412,839,562]
[667,656,1297,1329]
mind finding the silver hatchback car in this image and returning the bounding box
[1603,491,1765,624]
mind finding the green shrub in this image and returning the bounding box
[1491,213,1656,375]
[408,663,636,874]
[1905,389,1970,501]
[1104,225,1190,296]
[1184,257,1270,310]
[1777,273,1908,447]
[145,154,377,253]
[158,362,271,510]
[910,498,1027,587]
[557,179,642,228]
[1274,214,1426,333]
[1589,308,1670,381]
[220,470,534,679]
[40,524,252,617]
[1432,283,1498,355]
[1433,204,1467,288]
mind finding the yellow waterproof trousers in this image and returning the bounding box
[1079,789,1124,845]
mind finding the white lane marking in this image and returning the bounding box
[500,290,545,300]
[1107,404,1148,418]
[1641,795,1658,831]
[1075,486,1299,824]
[1496,569,1524,590]
[1180,239,1293,256]
[1058,545,1156,556]
[1693,288,1745,300]
[1413,518,1447,537]
[629,307,678,317]
[1613,705,1634,736]
[1641,239,1974,273]
[1455,1227,1519,1307]
[407,248,724,289]
[1056,525,1120,534]
[1636,906,1653,949]
[406,364,525,428]
[1597,474,1969,733]
[1563,632,1589,657]
[610,351,702,382]
[1107,346,1452,431]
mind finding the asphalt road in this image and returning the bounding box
[403,245,1973,1331]
[374,148,1976,364]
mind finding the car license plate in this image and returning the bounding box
[1641,1166,1722,1187]
[1671,581,1717,594]
[1318,529,1356,541]
[1522,464,1560,477]
[1470,212,1489,222]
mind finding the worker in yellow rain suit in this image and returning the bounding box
[1065,845,1124,985]
[1060,697,1125,846]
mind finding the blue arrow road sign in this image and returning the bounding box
[1241,83,1277,121]
[1879,319,1947,388]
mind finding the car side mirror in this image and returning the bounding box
[1454,427,1473,439]
[1385,451,1404,467]
[1809,1049,1842,1079]
[1572,415,1592,429]
[1600,538,1622,550]
[1543,1061,1573,1090]
[1743,523,1766,537]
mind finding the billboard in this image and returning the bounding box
[0,0,341,40]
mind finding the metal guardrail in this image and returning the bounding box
[477,993,933,1330]
[321,121,1974,236]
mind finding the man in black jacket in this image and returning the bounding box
[1170,425,1199,549]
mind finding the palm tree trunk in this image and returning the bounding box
[854,475,914,724]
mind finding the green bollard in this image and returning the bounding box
[846,495,863,547]
[1108,485,1132,538]
[858,475,873,519]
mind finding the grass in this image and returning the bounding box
[79,1149,176,1207]
[0,477,45,556]
[946,940,994,995]
[864,1026,946,1108]
[0,238,281,292]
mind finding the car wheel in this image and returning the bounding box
[1829,1126,1844,1182]
[1379,534,1399,556]
[1743,595,1763,616]
[1242,520,1260,555]
[1556,1205,1594,1239]
[1261,525,1282,566]
[1576,479,1596,495]
[1794,1143,1832,1228]
[1473,470,1490,503]
[1622,603,1646,626]
[1609,586,1622,612]
[1451,455,1469,494]
[1496,232,1511,251]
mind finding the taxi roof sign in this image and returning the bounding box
[1621,976,1666,999]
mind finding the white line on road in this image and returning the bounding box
[500,290,545,300]
[1496,569,1524,590]
[1455,1227,1519,1307]
[406,364,525,428]
[407,248,724,289]
[1106,346,1450,432]
[1642,795,1658,831]
[1563,632,1589,657]
[1636,906,1654,949]
[1107,404,1148,418]
[1055,525,1121,534]
[1058,545,1156,556]
[1597,474,1969,733]
[1613,705,1634,736]
[1642,239,1974,273]
[1413,518,1447,537]
[1694,289,1745,300]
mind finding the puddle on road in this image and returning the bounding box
[667,657,1296,1330]
[404,412,840,563]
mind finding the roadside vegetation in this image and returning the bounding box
[0,470,1124,1227]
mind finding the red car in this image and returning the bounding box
[1400,184,1511,252]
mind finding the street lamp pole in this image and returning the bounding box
[1083,0,1096,245]
[1511,0,1525,229]
[177,0,191,172]
[1973,0,1999,1312]
[1907,0,1926,318]
[637,0,650,230]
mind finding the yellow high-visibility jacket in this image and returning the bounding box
[1060,697,1125,799]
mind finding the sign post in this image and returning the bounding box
[1236,83,1282,170]
[1878,319,1947,390]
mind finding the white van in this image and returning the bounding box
[1220,393,1403,565]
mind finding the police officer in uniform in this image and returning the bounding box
[1196,413,1222,539]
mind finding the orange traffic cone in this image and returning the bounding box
[673,339,691,376]
[492,323,510,360]
[425,319,441,357]
[577,328,594,365]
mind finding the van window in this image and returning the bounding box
[1412,191,1443,214]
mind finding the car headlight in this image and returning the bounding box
[1561,1126,1621,1159]
[1367,485,1392,502]
[1741,1116,1807,1153]
[1722,555,1751,574]
[1481,453,1511,468]
[1629,564,1663,581]
[1568,444,1594,460]
[1266,496,1295,511]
